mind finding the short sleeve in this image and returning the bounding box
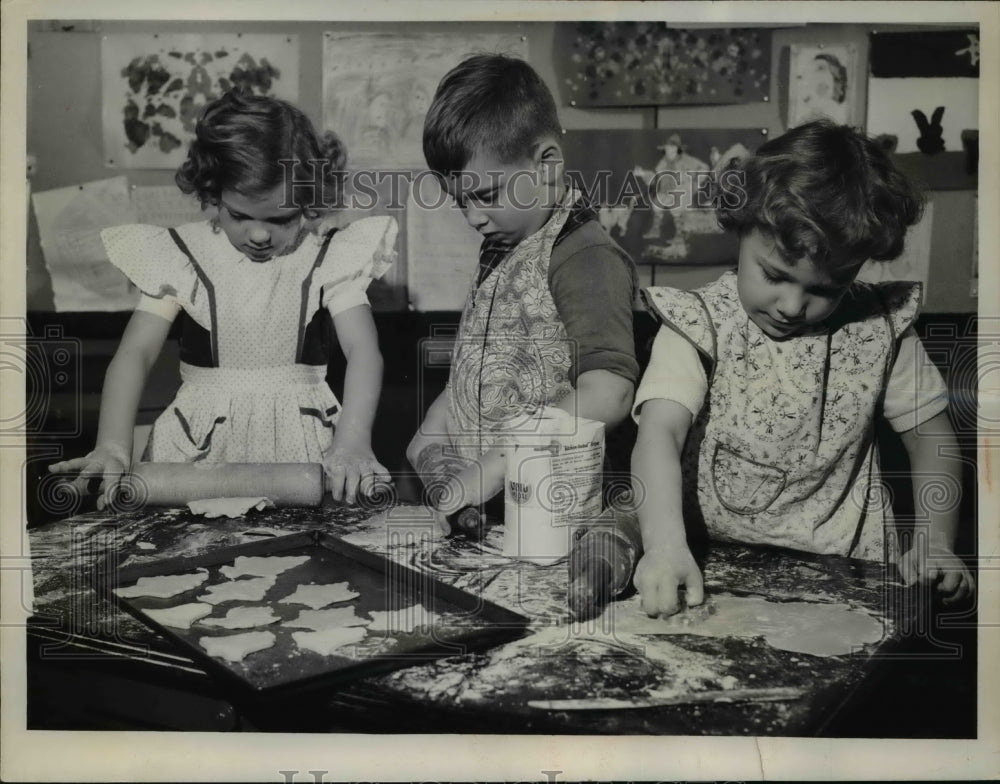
[135,292,181,321]
[883,327,949,432]
[632,325,708,423]
[318,216,398,316]
[102,223,206,324]
[548,235,638,385]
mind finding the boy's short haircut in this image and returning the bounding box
[715,119,925,271]
[423,53,562,177]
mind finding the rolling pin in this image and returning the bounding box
[120,463,325,507]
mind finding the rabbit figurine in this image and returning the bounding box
[912,106,946,155]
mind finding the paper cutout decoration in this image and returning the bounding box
[554,23,771,107]
[866,30,978,155]
[101,33,299,169]
[322,32,527,170]
[788,44,859,128]
[562,128,762,268]
[31,177,139,311]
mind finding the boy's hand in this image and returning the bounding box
[634,545,705,618]
[48,443,130,510]
[324,442,392,506]
[897,541,975,605]
[434,449,505,517]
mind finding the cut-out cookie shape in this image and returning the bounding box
[219,555,310,580]
[144,602,213,629]
[366,605,439,634]
[292,626,367,656]
[199,576,276,605]
[277,582,358,610]
[285,606,369,630]
[199,606,282,629]
[115,569,209,599]
[199,630,276,662]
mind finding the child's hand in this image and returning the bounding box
[434,449,505,516]
[634,545,705,618]
[47,443,130,511]
[897,541,975,605]
[323,443,391,506]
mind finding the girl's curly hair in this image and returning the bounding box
[175,89,347,216]
[715,119,924,272]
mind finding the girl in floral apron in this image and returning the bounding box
[50,90,396,507]
[631,120,974,617]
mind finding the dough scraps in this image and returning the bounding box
[367,605,439,635]
[219,555,310,580]
[285,606,369,630]
[601,594,885,657]
[115,569,209,599]
[143,602,213,629]
[277,582,358,609]
[199,575,276,605]
[199,606,282,629]
[292,626,367,656]
[199,630,276,663]
[187,497,275,519]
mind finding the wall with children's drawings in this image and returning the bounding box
[26,19,978,314]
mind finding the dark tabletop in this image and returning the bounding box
[27,501,916,735]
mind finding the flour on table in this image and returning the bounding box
[219,555,310,580]
[367,604,439,634]
[199,575,276,605]
[199,630,276,662]
[199,605,282,629]
[187,497,275,519]
[601,593,885,657]
[278,582,358,609]
[143,602,213,629]
[285,606,369,630]
[115,569,209,599]
[292,626,367,656]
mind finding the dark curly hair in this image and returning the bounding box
[175,89,347,216]
[715,120,924,271]
[423,54,562,177]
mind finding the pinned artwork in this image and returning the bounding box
[554,23,771,107]
[561,128,762,269]
[322,32,527,170]
[101,33,300,169]
[867,30,978,157]
[788,44,860,128]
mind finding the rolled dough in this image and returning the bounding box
[292,626,367,656]
[199,630,276,662]
[602,594,885,657]
[278,582,358,610]
[199,606,282,629]
[187,497,274,519]
[219,555,310,580]
[143,602,213,629]
[199,575,276,605]
[115,569,209,599]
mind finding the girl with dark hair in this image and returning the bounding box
[631,120,973,616]
[51,90,397,506]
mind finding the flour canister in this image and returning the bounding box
[503,408,606,564]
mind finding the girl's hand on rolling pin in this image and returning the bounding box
[323,443,392,506]
[47,443,130,511]
[633,545,704,618]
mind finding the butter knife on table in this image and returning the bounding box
[528,686,806,711]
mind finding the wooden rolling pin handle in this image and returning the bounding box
[122,463,325,507]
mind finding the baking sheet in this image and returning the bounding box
[97,531,529,699]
